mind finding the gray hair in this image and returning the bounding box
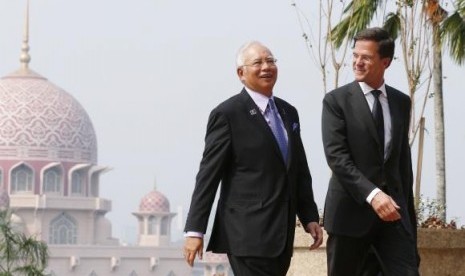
[235,41,272,68]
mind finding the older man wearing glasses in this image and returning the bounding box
[183,41,323,275]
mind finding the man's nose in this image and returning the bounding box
[354,57,363,65]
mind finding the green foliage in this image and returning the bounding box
[417,196,445,224]
[417,196,461,229]
[383,12,402,40]
[332,0,465,66]
[0,210,49,276]
[331,0,384,48]
[442,1,465,65]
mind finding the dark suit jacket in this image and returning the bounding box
[184,89,319,257]
[322,81,416,238]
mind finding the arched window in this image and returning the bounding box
[44,167,62,194]
[89,271,98,276]
[71,171,84,196]
[129,271,138,276]
[160,216,169,235]
[0,169,3,187]
[167,271,176,276]
[147,216,157,235]
[11,164,33,193]
[49,213,77,244]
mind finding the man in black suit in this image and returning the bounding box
[321,27,419,275]
[183,41,323,275]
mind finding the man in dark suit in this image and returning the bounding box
[183,41,323,275]
[321,27,419,276]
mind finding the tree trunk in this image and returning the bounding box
[432,23,446,222]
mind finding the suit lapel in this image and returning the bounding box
[348,82,382,150]
[385,86,402,161]
[238,90,287,166]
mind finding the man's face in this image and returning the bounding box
[237,44,277,96]
[352,40,391,88]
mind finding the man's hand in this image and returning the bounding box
[305,221,323,250]
[370,191,401,221]
[183,237,203,267]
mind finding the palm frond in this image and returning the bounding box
[331,17,352,48]
[383,12,402,40]
[331,0,383,49]
[0,210,48,275]
[442,10,465,65]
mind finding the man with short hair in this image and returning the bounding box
[184,41,323,275]
[322,27,420,275]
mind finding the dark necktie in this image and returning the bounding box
[371,90,385,156]
[266,99,288,163]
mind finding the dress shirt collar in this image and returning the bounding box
[244,87,273,114]
[358,82,387,98]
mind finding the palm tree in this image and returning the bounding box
[331,0,465,222]
[0,210,49,276]
[428,0,465,222]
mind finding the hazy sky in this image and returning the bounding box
[1,0,464,242]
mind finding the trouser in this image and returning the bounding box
[327,221,419,276]
[227,250,292,276]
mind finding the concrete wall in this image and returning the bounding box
[417,229,465,276]
[288,225,328,276]
[289,226,465,276]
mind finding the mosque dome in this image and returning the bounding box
[139,189,170,213]
[0,69,97,163]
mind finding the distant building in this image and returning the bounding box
[0,3,231,276]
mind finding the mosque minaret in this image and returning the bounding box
[0,2,231,275]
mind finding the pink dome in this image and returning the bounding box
[0,69,97,163]
[139,189,170,213]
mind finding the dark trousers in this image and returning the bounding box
[227,250,292,276]
[327,221,419,276]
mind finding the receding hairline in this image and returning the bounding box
[236,41,273,68]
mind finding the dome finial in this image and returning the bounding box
[153,176,157,191]
[20,0,31,70]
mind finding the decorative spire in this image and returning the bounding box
[153,176,157,191]
[20,0,31,70]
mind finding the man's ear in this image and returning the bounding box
[384,57,392,69]
[237,67,244,79]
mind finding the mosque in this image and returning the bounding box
[0,3,231,276]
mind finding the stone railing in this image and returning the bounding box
[289,226,465,276]
[417,228,465,276]
[288,226,328,276]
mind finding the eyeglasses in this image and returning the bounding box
[242,58,277,68]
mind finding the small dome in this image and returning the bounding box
[139,189,170,213]
[0,187,10,209]
[0,69,97,163]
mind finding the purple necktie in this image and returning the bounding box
[266,99,288,163]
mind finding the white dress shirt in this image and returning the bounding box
[358,82,392,204]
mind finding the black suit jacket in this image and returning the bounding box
[184,89,319,257]
[322,81,416,238]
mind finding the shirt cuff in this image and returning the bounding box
[184,231,204,238]
[366,188,382,204]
